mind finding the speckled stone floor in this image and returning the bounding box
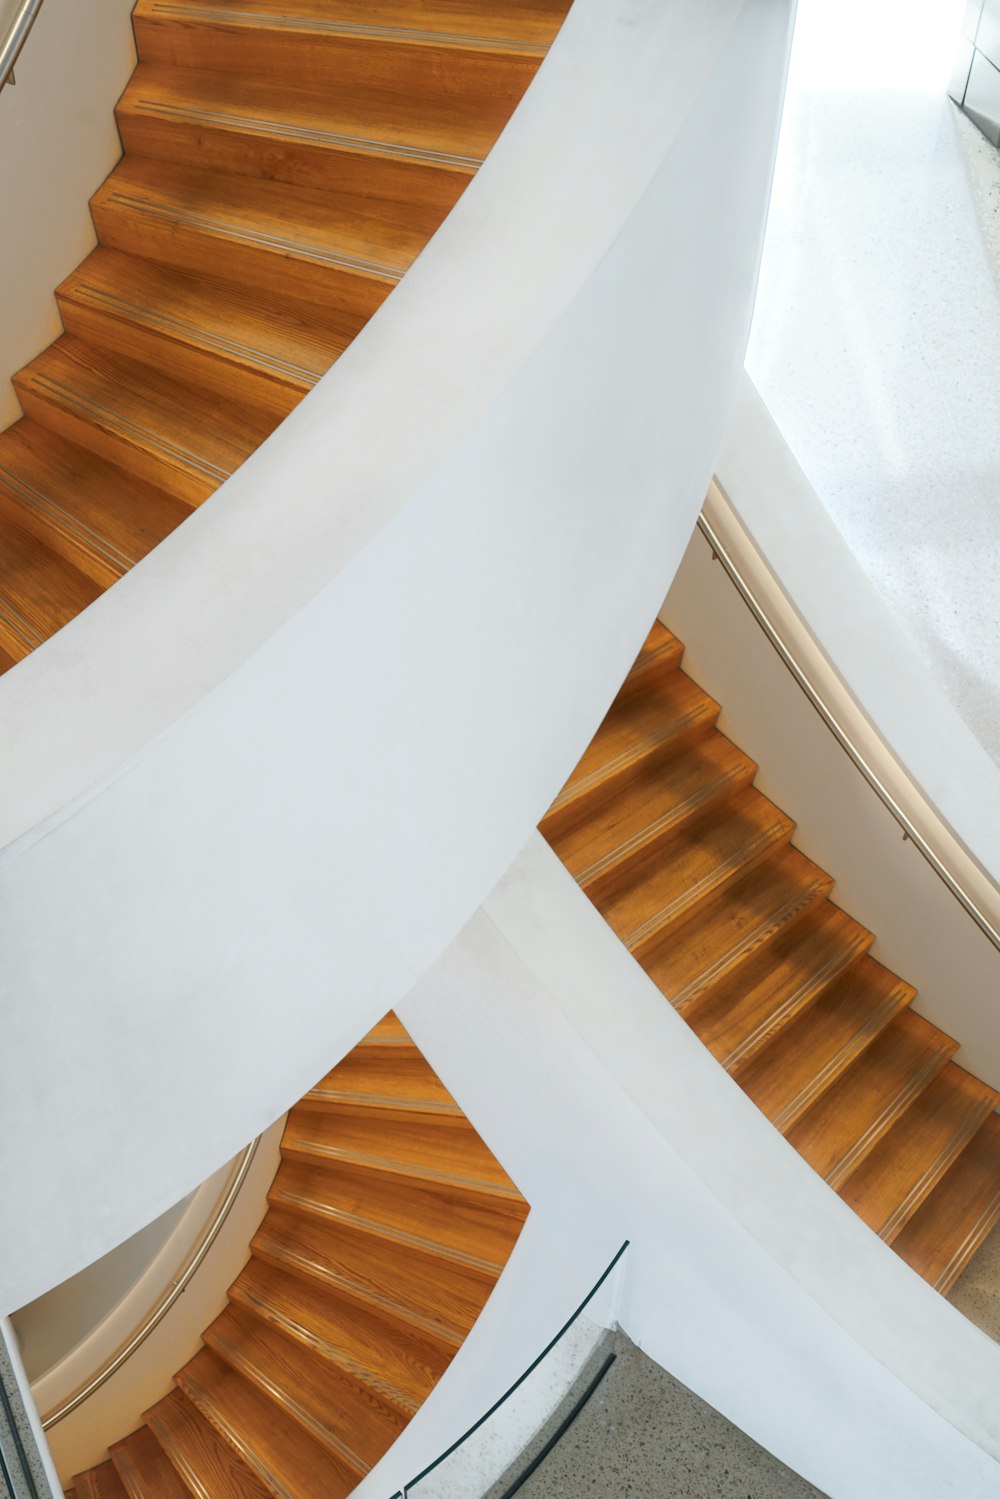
[949,1218,1000,1340]
[485,1330,824,1499]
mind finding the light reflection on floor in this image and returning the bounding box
[747,0,1000,764]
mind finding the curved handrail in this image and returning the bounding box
[0,0,44,91]
[699,488,1000,956]
[37,1137,258,1430]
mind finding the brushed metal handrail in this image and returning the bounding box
[1,0,44,91]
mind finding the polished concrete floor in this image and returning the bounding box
[748,0,1000,764]
[486,1330,823,1499]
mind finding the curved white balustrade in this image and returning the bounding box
[0,0,794,1311]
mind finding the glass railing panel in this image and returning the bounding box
[395,1241,628,1499]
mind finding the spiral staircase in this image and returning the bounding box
[0,0,570,664]
[65,1013,528,1498]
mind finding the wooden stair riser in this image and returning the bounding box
[91,190,398,323]
[893,1113,1000,1292]
[229,1259,451,1416]
[145,1390,274,1499]
[56,285,307,425]
[616,623,684,696]
[838,1065,1000,1243]
[0,520,101,663]
[305,1048,463,1114]
[269,1156,526,1275]
[553,736,758,900]
[203,1305,405,1476]
[117,86,472,218]
[176,1347,361,1499]
[639,848,835,1015]
[110,1426,191,1499]
[600,797,797,961]
[132,13,545,124]
[250,1208,493,1348]
[687,909,876,1078]
[70,1462,128,1499]
[539,680,720,844]
[0,427,190,591]
[281,1107,522,1208]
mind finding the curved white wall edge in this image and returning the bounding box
[347,1215,617,1499]
[0,0,135,429]
[399,838,1000,1497]
[36,1118,283,1480]
[0,0,795,1310]
[661,377,1000,1085]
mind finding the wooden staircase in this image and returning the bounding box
[65,1012,529,1498]
[541,621,1000,1292]
[0,0,571,668]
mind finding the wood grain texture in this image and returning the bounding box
[542,620,1000,1297]
[70,1461,129,1499]
[145,1389,274,1498]
[110,1426,192,1499]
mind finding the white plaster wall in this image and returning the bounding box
[0,0,795,1312]
[395,841,1000,1498]
[0,0,135,428]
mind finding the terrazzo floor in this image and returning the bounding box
[486,1330,824,1499]
[949,1218,1000,1339]
[748,0,1000,764]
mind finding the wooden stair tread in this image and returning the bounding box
[119,62,496,177]
[0,418,190,589]
[145,1389,274,1499]
[93,154,436,284]
[15,336,277,506]
[639,845,834,1012]
[110,1425,191,1499]
[251,1206,492,1346]
[58,248,363,420]
[737,957,917,1133]
[132,0,565,52]
[784,1009,955,1188]
[893,1112,1000,1292]
[177,1346,360,1499]
[541,670,719,834]
[0,515,101,663]
[355,1010,416,1048]
[549,733,756,892]
[282,1102,523,1199]
[270,1156,527,1273]
[231,1257,449,1414]
[305,1049,463,1113]
[684,900,873,1075]
[595,787,795,954]
[620,620,684,692]
[838,1063,1000,1242]
[70,1460,129,1499]
[205,1303,405,1475]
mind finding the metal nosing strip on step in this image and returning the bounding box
[772,989,914,1136]
[722,932,871,1074]
[236,1287,419,1412]
[548,707,714,813]
[0,460,138,571]
[670,878,830,1012]
[135,98,484,169]
[73,281,321,384]
[108,191,407,281]
[288,1140,516,1197]
[272,1190,502,1274]
[258,1237,463,1346]
[0,599,44,653]
[147,1415,207,1495]
[307,1088,462,1114]
[825,1034,951,1189]
[880,1106,994,1243]
[936,1184,1000,1290]
[147,3,549,53]
[576,761,749,888]
[27,371,231,481]
[624,820,790,951]
[210,1329,372,1475]
[181,1370,297,1499]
